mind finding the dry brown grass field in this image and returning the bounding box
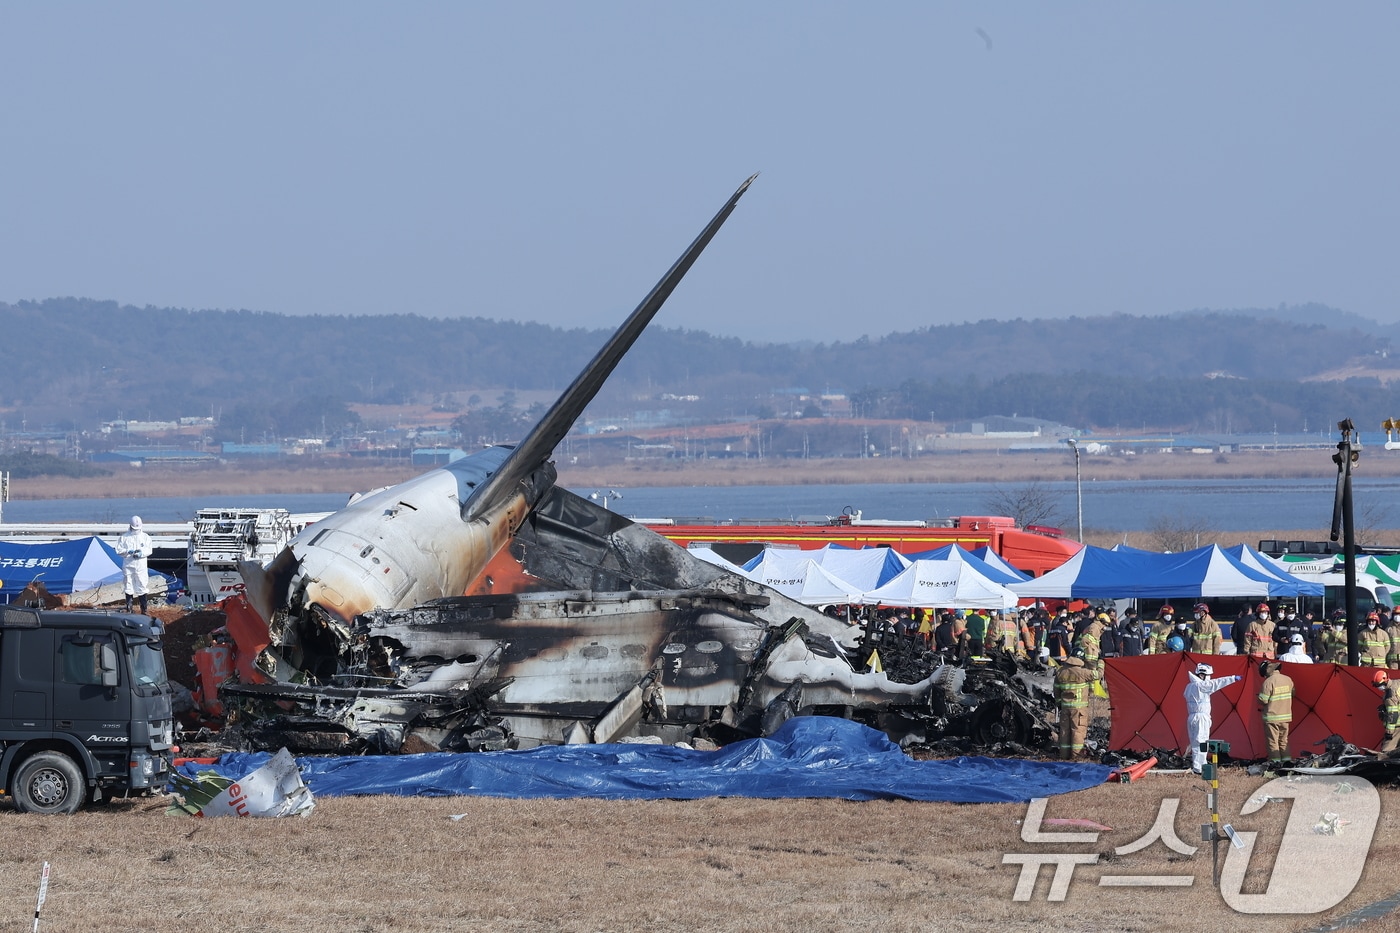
[2,769,1399,933]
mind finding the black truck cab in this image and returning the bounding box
[0,606,174,813]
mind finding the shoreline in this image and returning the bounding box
[11,448,1397,501]
[7,454,1399,548]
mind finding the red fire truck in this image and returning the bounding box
[640,512,1079,577]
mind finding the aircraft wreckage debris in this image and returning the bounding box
[201,591,1060,757]
[175,177,1059,762]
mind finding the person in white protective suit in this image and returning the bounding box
[115,515,154,614]
[1183,662,1241,773]
[1279,633,1314,664]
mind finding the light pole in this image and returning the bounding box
[1332,420,1359,666]
[590,489,623,511]
[1066,439,1083,543]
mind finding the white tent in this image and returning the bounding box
[860,559,1019,610]
[743,552,864,605]
[685,545,748,574]
[799,545,909,591]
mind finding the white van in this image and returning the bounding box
[1287,570,1395,618]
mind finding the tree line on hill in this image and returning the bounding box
[0,451,109,478]
[2,298,1398,441]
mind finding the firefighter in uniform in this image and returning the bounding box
[1374,671,1400,757]
[1318,611,1349,664]
[1075,613,1107,677]
[1054,657,1096,760]
[1387,613,1400,669]
[992,610,1027,656]
[1146,606,1176,655]
[1257,660,1294,762]
[1189,603,1223,654]
[1244,603,1276,659]
[1359,612,1391,667]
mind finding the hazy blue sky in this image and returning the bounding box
[3,4,1398,343]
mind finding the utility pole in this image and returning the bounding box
[1066,439,1083,543]
[1331,419,1359,666]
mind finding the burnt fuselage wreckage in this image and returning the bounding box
[207,177,1056,755]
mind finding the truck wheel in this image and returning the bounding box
[13,752,85,815]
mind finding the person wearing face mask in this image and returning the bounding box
[1146,606,1176,655]
[1189,603,1222,654]
[1170,620,1192,653]
[1184,663,1241,773]
[1244,602,1276,660]
[1318,611,1349,664]
[1116,609,1144,657]
[1359,612,1391,667]
[1272,605,1306,658]
[1385,612,1400,669]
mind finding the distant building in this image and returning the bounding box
[948,415,1075,438]
[100,420,181,434]
[93,448,217,466]
[411,447,467,467]
[220,443,283,458]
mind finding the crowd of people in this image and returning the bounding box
[848,599,1400,667]
[845,598,1400,766]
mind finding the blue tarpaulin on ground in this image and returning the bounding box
[178,717,1111,802]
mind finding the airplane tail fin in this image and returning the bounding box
[462,174,757,521]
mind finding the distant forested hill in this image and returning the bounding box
[1,297,1397,436]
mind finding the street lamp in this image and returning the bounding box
[1065,439,1083,543]
[590,489,623,511]
[1332,420,1360,665]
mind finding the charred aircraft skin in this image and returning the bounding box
[213,177,1059,755]
[218,566,1057,754]
[349,589,939,748]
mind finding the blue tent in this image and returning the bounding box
[969,545,1033,582]
[0,536,175,600]
[905,543,1028,585]
[1009,543,1294,599]
[1224,544,1325,596]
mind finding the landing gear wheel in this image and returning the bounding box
[13,752,85,815]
